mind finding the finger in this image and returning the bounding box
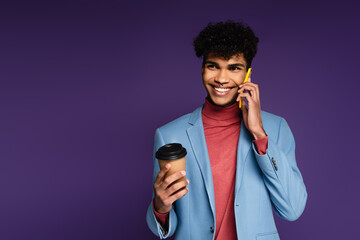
[237,83,252,101]
[166,179,190,196]
[154,163,171,188]
[238,92,253,104]
[238,85,255,94]
[247,78,260,98]
[238,81,258,89]
[238,83,260,98]
[238,84,258,100]
[162,170,186,189]
[168,187,189,203]
[239,81,258,88]
[236,91,247,102]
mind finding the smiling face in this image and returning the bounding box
[201,53,248,107]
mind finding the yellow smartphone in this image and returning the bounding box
[239,68,252,108]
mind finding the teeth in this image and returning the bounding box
[214,87,230,92]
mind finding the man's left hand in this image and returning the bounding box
[236,77,267,140]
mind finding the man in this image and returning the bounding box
[146,20,307,240]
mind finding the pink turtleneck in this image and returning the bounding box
[152,98,268,239]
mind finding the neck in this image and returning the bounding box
[202,97,241,122]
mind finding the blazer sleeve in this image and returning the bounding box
[146,128,178,238]
[251,117,308,221]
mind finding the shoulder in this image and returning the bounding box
[159,113,192,131]
[260,109,288,131]
[156,105,202,135]
[260,109,294,142]
[159,105,203,131]
[260,109,283,123]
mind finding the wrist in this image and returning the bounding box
[153,198,171,214]
[252,128,267,140]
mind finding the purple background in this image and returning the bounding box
[1,0,359,239]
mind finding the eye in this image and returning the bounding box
[229,67,241,71]
[207,65,217,69]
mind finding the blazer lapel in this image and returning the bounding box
[186,105,216,219]
[234,118,253,198]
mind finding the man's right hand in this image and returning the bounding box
[153,163,190,213]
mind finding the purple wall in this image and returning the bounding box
[1,0,359,239]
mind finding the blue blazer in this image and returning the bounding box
[146,104,307,240]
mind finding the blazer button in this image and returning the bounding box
[210,227,214,233]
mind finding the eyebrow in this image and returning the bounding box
[204,60,246,68]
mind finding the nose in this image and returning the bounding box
[215,69,229,85]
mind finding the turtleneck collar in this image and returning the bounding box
[201,97,242,126]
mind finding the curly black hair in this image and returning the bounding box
[193,20,259,69]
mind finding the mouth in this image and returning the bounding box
[211,85,235,96]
